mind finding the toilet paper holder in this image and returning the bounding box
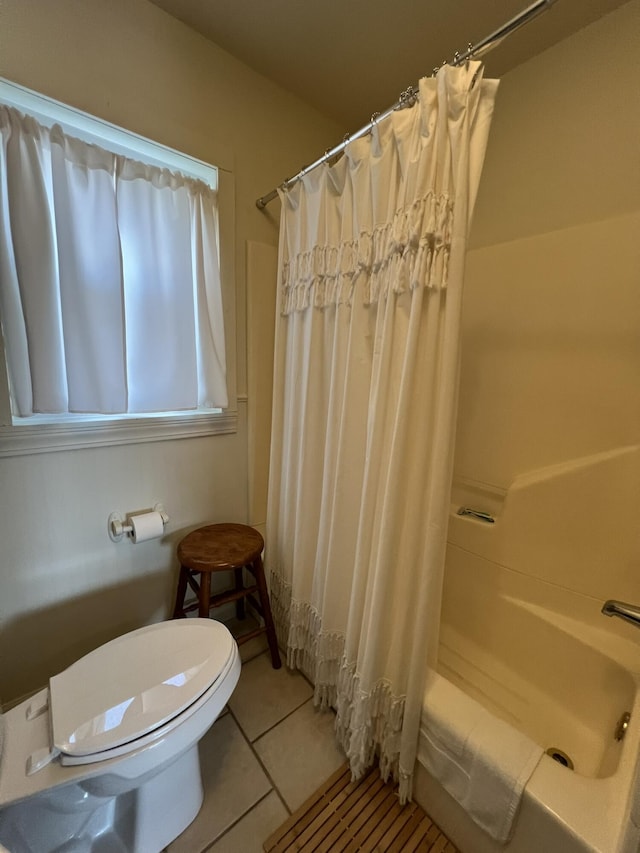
[108,504,170,542]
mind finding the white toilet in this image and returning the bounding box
[0,618,241,853]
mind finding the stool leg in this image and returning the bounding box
[234,568,246,620]
[199,572,211,618]
[172,566,189,618]
[253,555,281,669]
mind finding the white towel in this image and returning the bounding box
[421,672,543,843]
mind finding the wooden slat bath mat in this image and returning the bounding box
[263,763,459,852]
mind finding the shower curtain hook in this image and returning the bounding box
[397,86,418,108]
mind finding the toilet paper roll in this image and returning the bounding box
[129,511,165,543]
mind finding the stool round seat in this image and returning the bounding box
[178,523,264,573]
[173,522,281,669]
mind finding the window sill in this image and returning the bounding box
[0,410,238,457]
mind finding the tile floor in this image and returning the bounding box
[166,622,346,853]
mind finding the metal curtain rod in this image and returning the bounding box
[256,0,557,209]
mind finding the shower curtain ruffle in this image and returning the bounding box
[280,193,454,314]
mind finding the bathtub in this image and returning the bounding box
[415,543,640,853]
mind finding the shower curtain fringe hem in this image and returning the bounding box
[268,568,413,803]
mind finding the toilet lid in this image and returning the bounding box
[50,619,235,757]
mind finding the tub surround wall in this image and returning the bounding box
[458,212,640,488]
[0,0,341,705]
[452,0,640,605]
[450,445,640,613]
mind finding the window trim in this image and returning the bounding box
[0,79,219,188]
[0,411,239,457]
[0,79,237,456]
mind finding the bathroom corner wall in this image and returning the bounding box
[0,0,341,705]
[453,0,640,604]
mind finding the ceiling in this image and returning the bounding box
[149,0,629,129]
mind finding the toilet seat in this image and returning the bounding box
[45,619,235,768]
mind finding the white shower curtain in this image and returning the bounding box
[266,63,498,800]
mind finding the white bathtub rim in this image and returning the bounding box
[425,596,640,852]
[418,711,639,853]
[413,752,640,853]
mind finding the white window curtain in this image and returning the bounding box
[266,63,498,801]
[0,105,227,416]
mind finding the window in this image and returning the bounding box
[0,80,236,455]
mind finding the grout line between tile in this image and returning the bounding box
[228,704,293,817]
[200,789,275,853]
[198,643,337,849]
[251,695,326,746]
[232,650,324,747]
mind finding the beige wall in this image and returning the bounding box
[0,0,340,704]
[453,1,640,603]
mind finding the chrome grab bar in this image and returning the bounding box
[601,600,640,629]
[456,507,495,523]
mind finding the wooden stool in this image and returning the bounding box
[173,522,281,669]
